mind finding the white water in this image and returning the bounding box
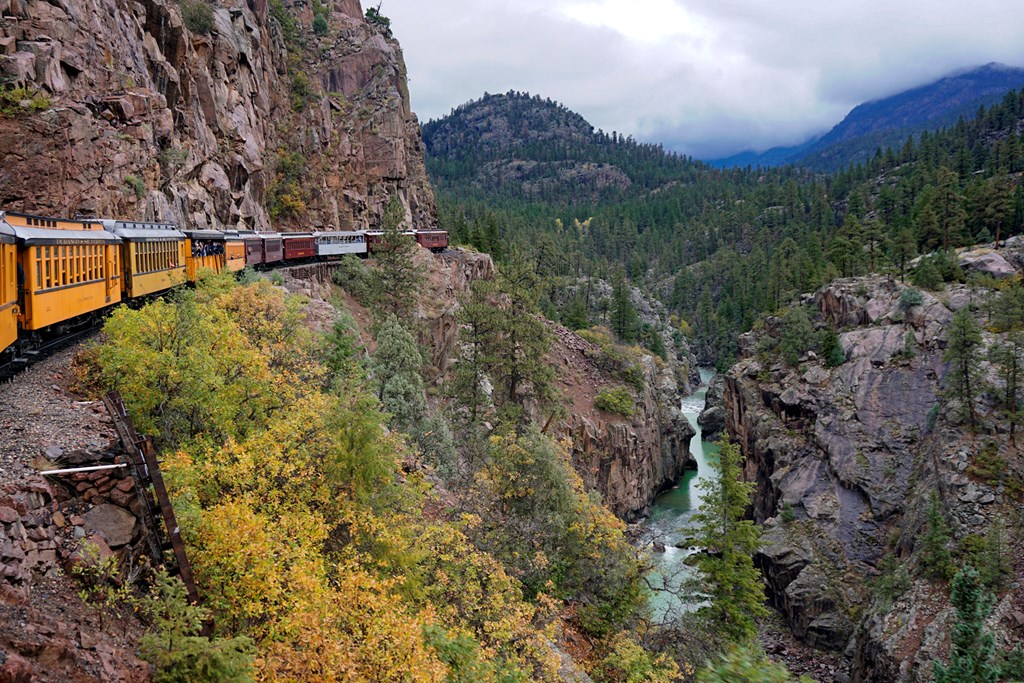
[645,367,719,623]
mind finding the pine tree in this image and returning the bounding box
[779,306,815,366]
[691,440,768,643]
[989,331,1024,443]
[372,314,426,429]
[487,253,554,426]
[933,566,999,683]
[934,167,967,250]
[610,269,639,343]
[890,226,917,283]
[371,196,425,322]
[449,280,497,427]
[918,492,953,581]
[943,309,984,431]
[819,325,845,368]
[140,570,255,683]
[991,286,1024,333]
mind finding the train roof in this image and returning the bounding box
[181,229,225,240]
[100,219,185,241]
[315,231,365,239]
[1,210,107,232]
[0,216,14,244]
[6,225,121,245]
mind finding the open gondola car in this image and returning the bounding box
[0,216,17,357]
[316,231,367,259]
[102,219,187,298]
[4,211,121,336]
[182,229,226,281]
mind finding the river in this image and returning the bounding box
[645,367,719,623]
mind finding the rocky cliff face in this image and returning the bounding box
[0,0,434,230]
[544,324,696,522]
[719,263,1024,680]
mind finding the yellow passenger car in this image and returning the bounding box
[223,231,247,273]
[0,217,17,356]
[182,230,226,282]
[5,213,121,332]
[103,220,187,298]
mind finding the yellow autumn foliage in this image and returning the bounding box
[93,274,669,681]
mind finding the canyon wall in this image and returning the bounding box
[0,0,434,231]
[718,260,1024,680]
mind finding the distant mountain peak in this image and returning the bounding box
[710,62,1024,170]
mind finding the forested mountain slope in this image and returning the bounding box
[426,89,1024,366]
[713,62,1024,171]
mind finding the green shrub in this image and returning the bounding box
[0,85,51,117]
[595,387,634,417]
[159,147,190,170]
[237,267,260,285]
[124,174,145,199]
[269,0,302,50]
[999,649,1024,681]
[290,70,314,110]
[780,502,795,523]
[578,327,646,391]
[593,632,679,683]
[900,287,924,309]
[365,6,392,38]
[697,645,807,682]
[872,554,911,613]
[902,331,916,359]
[312,14,328,36]
[331,254,371,302]
[141,570,255,683]
[181,0,215,35]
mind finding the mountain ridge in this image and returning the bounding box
[711,62,1024,170]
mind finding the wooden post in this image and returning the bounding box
[103,391,202,607]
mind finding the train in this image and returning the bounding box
[0,210,448,365]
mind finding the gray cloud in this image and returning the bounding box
[382,0,1024,158]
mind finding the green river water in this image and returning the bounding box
[645,368,719,623]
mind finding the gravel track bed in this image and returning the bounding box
[0,346,114,487]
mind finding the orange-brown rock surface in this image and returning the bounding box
[0,0,434,231]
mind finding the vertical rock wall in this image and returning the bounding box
[0,0,435,231]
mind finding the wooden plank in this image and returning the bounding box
[104,391,202,607]
[103,392,163,566]
[140,436,201,607]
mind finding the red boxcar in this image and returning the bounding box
[415,230,448,252]
[261,234,284,264]
[282,233,315,261]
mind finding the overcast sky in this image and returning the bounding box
[379,0,1024,159]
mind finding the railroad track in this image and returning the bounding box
[0,325,100,383]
